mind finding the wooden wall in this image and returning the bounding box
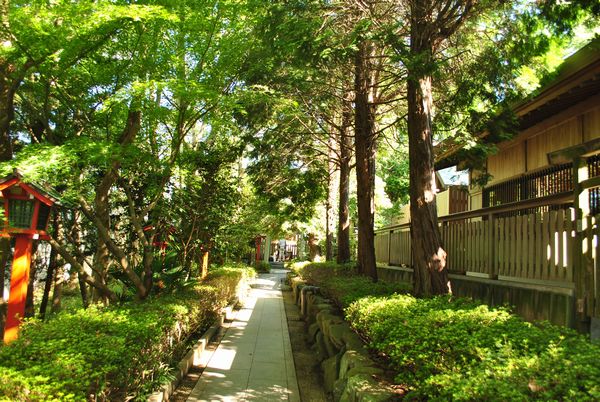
[481,103,600,188]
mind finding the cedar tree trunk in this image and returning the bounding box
[354,41,377,280]
[407,3,449,296]
[337,113,352,263]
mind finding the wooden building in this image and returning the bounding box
[375,38,600,331]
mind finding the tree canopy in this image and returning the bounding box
[0,0,598,309]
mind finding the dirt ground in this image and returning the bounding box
[282,287,331,402]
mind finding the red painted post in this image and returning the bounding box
[255,237,261,263]
[4,235,33,344]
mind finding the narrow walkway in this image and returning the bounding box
[187,270,300,402]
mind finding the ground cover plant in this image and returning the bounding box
[350,295,600,400]
[0,265,255,402]
[294,262,600,400]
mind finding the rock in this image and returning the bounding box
[346,366,384,378]
[339,350,375,380]
[307,304,333,325]
[292,281,305,305]
[323,330,339,358]
[308,322,320,342]
[342,328,366,352]
[321,354,342,393]
[339,374,395,402]
[300,286,319,317]
[317,311,344,332]
[315,331,328,362]
[334,377,348,402]
[328,322,352,350]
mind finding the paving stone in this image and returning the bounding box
[187,270,299,402]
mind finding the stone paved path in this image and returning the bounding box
[187,270,300,402]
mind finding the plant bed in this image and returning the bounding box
[288,261,410,309]
[0,265,255,402]
[292,261,600,401]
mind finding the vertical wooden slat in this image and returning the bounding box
[480,220,486,273]
[556,209,566,281]
[498,217,505,276]
[549,210,558,280]
[565,209,574,283]
[592,215,600,317]
[521,214,528,278]
[471,221,481,272]
[461,221,466,271]
[535,212,543,281]
[515,215,523,278]
[542,211,551,281]
[488,215,495,277]
[586,215,595,316]
[527,214,534,279]
[506,216,513,277]
[449,223,454,271]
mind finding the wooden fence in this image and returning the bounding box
[375,196,600,319]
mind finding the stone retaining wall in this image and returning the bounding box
[290,277,395,402]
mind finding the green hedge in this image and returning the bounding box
[0,265,255,402]
[346,294,600,400]
[293,262,600,400]
[289,261,409,308]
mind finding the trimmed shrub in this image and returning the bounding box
[290,261,409,308]
[254,261,271,274]
[346,294,600,400]
[0,265,255,401]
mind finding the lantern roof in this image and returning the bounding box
[0,170,66,207]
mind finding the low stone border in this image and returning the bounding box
[290,277,395,402]
[148,280,249,402]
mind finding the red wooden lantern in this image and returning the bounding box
[0,172,60,344]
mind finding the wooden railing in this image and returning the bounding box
[375,189,600,318]
[375,191,579,285]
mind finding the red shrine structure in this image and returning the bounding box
[0,172,61,344]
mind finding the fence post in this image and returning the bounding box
[388,230,393,265]
[573,156,591,330]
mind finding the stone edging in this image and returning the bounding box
[290,276,395,402]
[148,279,249,402]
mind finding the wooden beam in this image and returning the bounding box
[548,138,600,165]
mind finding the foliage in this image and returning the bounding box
[290,261,409,308]
[254,261,271,274]
[380,147,410,206]
[0,265,254,401]
[346,294,600,400]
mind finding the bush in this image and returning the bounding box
[346,294,600,400]
[0,264,255,401]
[291,261,409,308]
[254,261,271,274]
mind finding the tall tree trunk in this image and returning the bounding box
[78,276,89,308]
[325,135,336,261]
[354,41,378,280]
[70,214,89,308]
[40,236,58,319]
[199,249,209,279]
[337,94,353,264]
[408,2,449,296]
[92,110,141,302]
[24,242,39,318]
[51,263,64,314]
[0,72,15,160]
